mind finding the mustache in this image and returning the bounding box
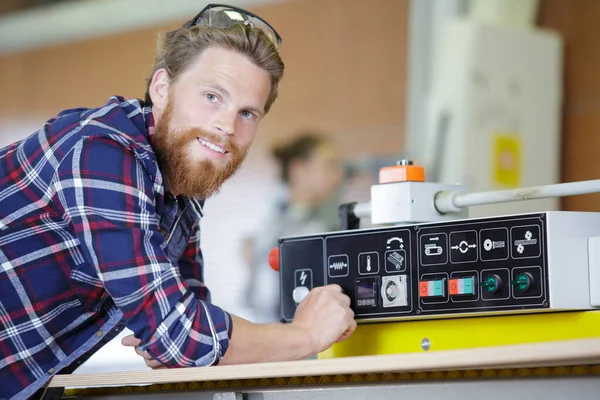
[186,128,235,154]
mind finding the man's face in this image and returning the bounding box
[152,46,271,198]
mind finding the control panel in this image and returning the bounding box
[278,212,600,322]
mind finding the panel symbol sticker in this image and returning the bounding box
[385,249,406,272]
[328,254,349,278]
[511,226,541,258]
[420,233,448,266]
[294,269,313,290]
[358,252,379,275]
[480,228,509,261]
[450,230,478,263]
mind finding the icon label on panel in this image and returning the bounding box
[511,226,541,258]
[420,233,448,266]
[450,230,478,263]
[480,228,509,261]
[386,237,404,250]
[328,254,349,278]
[358,252,379,275]
[385,249,406,272]
[294,269,313,290]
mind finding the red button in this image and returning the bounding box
[419,281,429,296]
[268,247,280,272]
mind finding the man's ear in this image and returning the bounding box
[148,68,170,112]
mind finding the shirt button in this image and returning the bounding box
[96,330,103,337]
[48,368,55,374]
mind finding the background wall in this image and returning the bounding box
[0,0,409,315]
[538,0,600,211]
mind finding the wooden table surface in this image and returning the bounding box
[49,337,600,388]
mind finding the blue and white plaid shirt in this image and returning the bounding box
[0,96,232,400]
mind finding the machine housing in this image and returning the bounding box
[279,211,600,323]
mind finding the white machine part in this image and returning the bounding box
[420,18,563,218]
[541,212,600,311]
[370,181,468,225]
[587,237,600,307]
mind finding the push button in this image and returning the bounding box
[419,279,445,298]
[449,277,475,296]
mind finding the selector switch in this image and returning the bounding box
[481,274,502,294]
[512,272,533,292]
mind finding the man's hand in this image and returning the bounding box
[291,284,356,354]
[121,284,356,367]
[121,335,166,370]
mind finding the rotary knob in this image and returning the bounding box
[384,280,398,302]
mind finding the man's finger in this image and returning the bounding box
[121,334,141,347]
[134,346,154,361]
[324,284,343,293]
[145,358,163,369]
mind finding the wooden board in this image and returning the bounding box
[49,337,600,388]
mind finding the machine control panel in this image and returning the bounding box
[279,213,555,322]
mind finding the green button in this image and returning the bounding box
[462,277,474,295]
[433,280,444,296]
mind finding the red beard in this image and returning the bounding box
[152,102,248,199]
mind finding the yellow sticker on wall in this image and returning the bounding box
[493,133,521,188]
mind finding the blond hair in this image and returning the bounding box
[145,23,284,113]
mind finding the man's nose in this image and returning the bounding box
[213,110,236,135]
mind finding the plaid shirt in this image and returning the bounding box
[0,96,233,400]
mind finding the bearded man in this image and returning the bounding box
[0,5,355,400]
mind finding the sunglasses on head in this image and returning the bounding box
[190,3,282,51]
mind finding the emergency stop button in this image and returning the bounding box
[269,247,279,271]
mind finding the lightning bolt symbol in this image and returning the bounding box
[300,271,307,286]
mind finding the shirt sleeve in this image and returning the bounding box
[51,136,232,367]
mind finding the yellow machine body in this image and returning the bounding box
[319,310,600,358]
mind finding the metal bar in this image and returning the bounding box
[435,180,600,213]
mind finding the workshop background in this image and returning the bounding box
[0,0,599,371]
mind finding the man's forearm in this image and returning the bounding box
[219,315,315,365]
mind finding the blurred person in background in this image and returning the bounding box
[243,133,345,323]
[0,4,355,400]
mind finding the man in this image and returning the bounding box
[0,4,355,399]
